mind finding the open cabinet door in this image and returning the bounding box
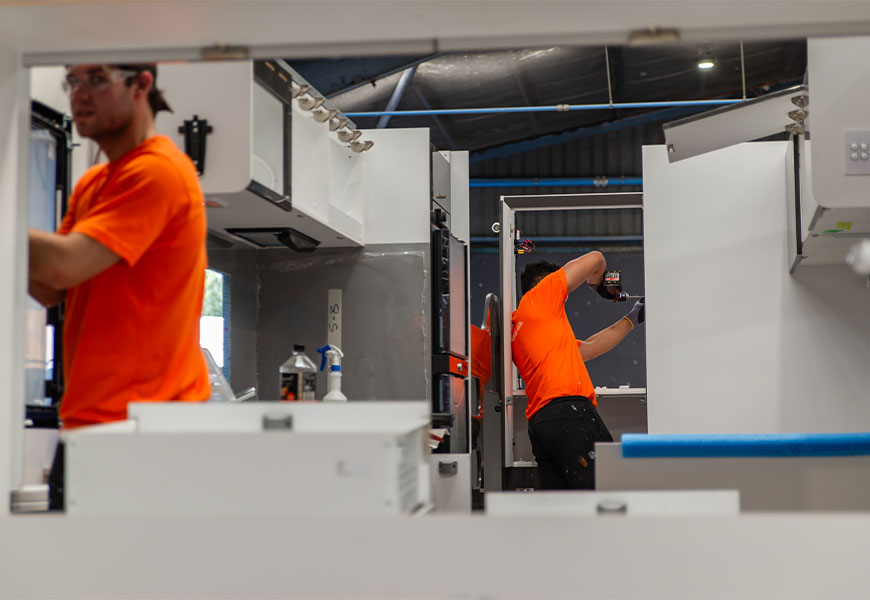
[663,84,807,163]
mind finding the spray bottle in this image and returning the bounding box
[317,345,347,402]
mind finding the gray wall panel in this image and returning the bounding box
[255,245,430,401]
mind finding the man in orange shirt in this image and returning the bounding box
[511,253,644,489]
[28,63,210,508]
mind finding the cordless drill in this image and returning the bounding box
[600,270,642,302]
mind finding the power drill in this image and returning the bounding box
[602,270,642,302]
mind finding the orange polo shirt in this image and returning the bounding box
[511,268,596,420]
[57,135,210,429]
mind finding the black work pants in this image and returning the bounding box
[528,396,613,490]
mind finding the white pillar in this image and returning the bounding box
[0,46,30,512]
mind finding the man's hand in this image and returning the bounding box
[591,280,623,301]
[624,298,645,329]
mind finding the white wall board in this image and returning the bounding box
[643,142,870,434]
[361,127,430,245]
[809,37,870,209]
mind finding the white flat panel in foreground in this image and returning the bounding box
[5,513,870,598]
[486,489,738,517]
[65,430,427,516]
[128,400,429,433]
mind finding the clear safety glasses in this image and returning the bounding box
[62,69,139,95]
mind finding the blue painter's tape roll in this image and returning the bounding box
[621,433,870,458]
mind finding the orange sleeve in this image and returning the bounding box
[56,165,101,235]
[71,156,180,266]
[56,199,76,235]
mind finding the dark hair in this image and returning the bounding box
[520,260,560,295]
[115,63,172,115]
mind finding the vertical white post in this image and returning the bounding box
[0,48,29,513]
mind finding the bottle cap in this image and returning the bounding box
[293,344,305,352]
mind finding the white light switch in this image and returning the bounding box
[844,130,870,175]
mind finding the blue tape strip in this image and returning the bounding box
[621,433,870,458]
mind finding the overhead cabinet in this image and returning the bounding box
[155,59,368,250]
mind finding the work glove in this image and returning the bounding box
[624,297,645,329]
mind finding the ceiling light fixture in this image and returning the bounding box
[697,47,716,70]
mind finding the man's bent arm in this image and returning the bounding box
[29,229,120,291]
[579,317,632,362]
[562,251,606,294]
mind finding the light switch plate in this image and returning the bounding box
[844,130,870,175]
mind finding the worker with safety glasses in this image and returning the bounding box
[28,63,210,509]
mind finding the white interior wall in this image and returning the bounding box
[155,61,253,195]
[643,142,870,434]
[809,37,870,209]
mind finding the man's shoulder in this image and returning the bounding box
[116,138,198,187]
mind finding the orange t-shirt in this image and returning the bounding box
[511,268,596,420]
[57,135,210,429]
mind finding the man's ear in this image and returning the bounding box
[132,70,154,102]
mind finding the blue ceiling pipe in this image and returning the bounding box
[470,177,642,188]
[345,98,743,118]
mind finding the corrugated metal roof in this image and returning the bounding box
[312,40,806,152]
[291,40,807,241]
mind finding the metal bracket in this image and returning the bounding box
[178,115,213,175]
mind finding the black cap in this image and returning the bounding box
[293,344,305,351]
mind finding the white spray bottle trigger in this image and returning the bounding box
[317,345,344,372]
[317,345,347,402]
